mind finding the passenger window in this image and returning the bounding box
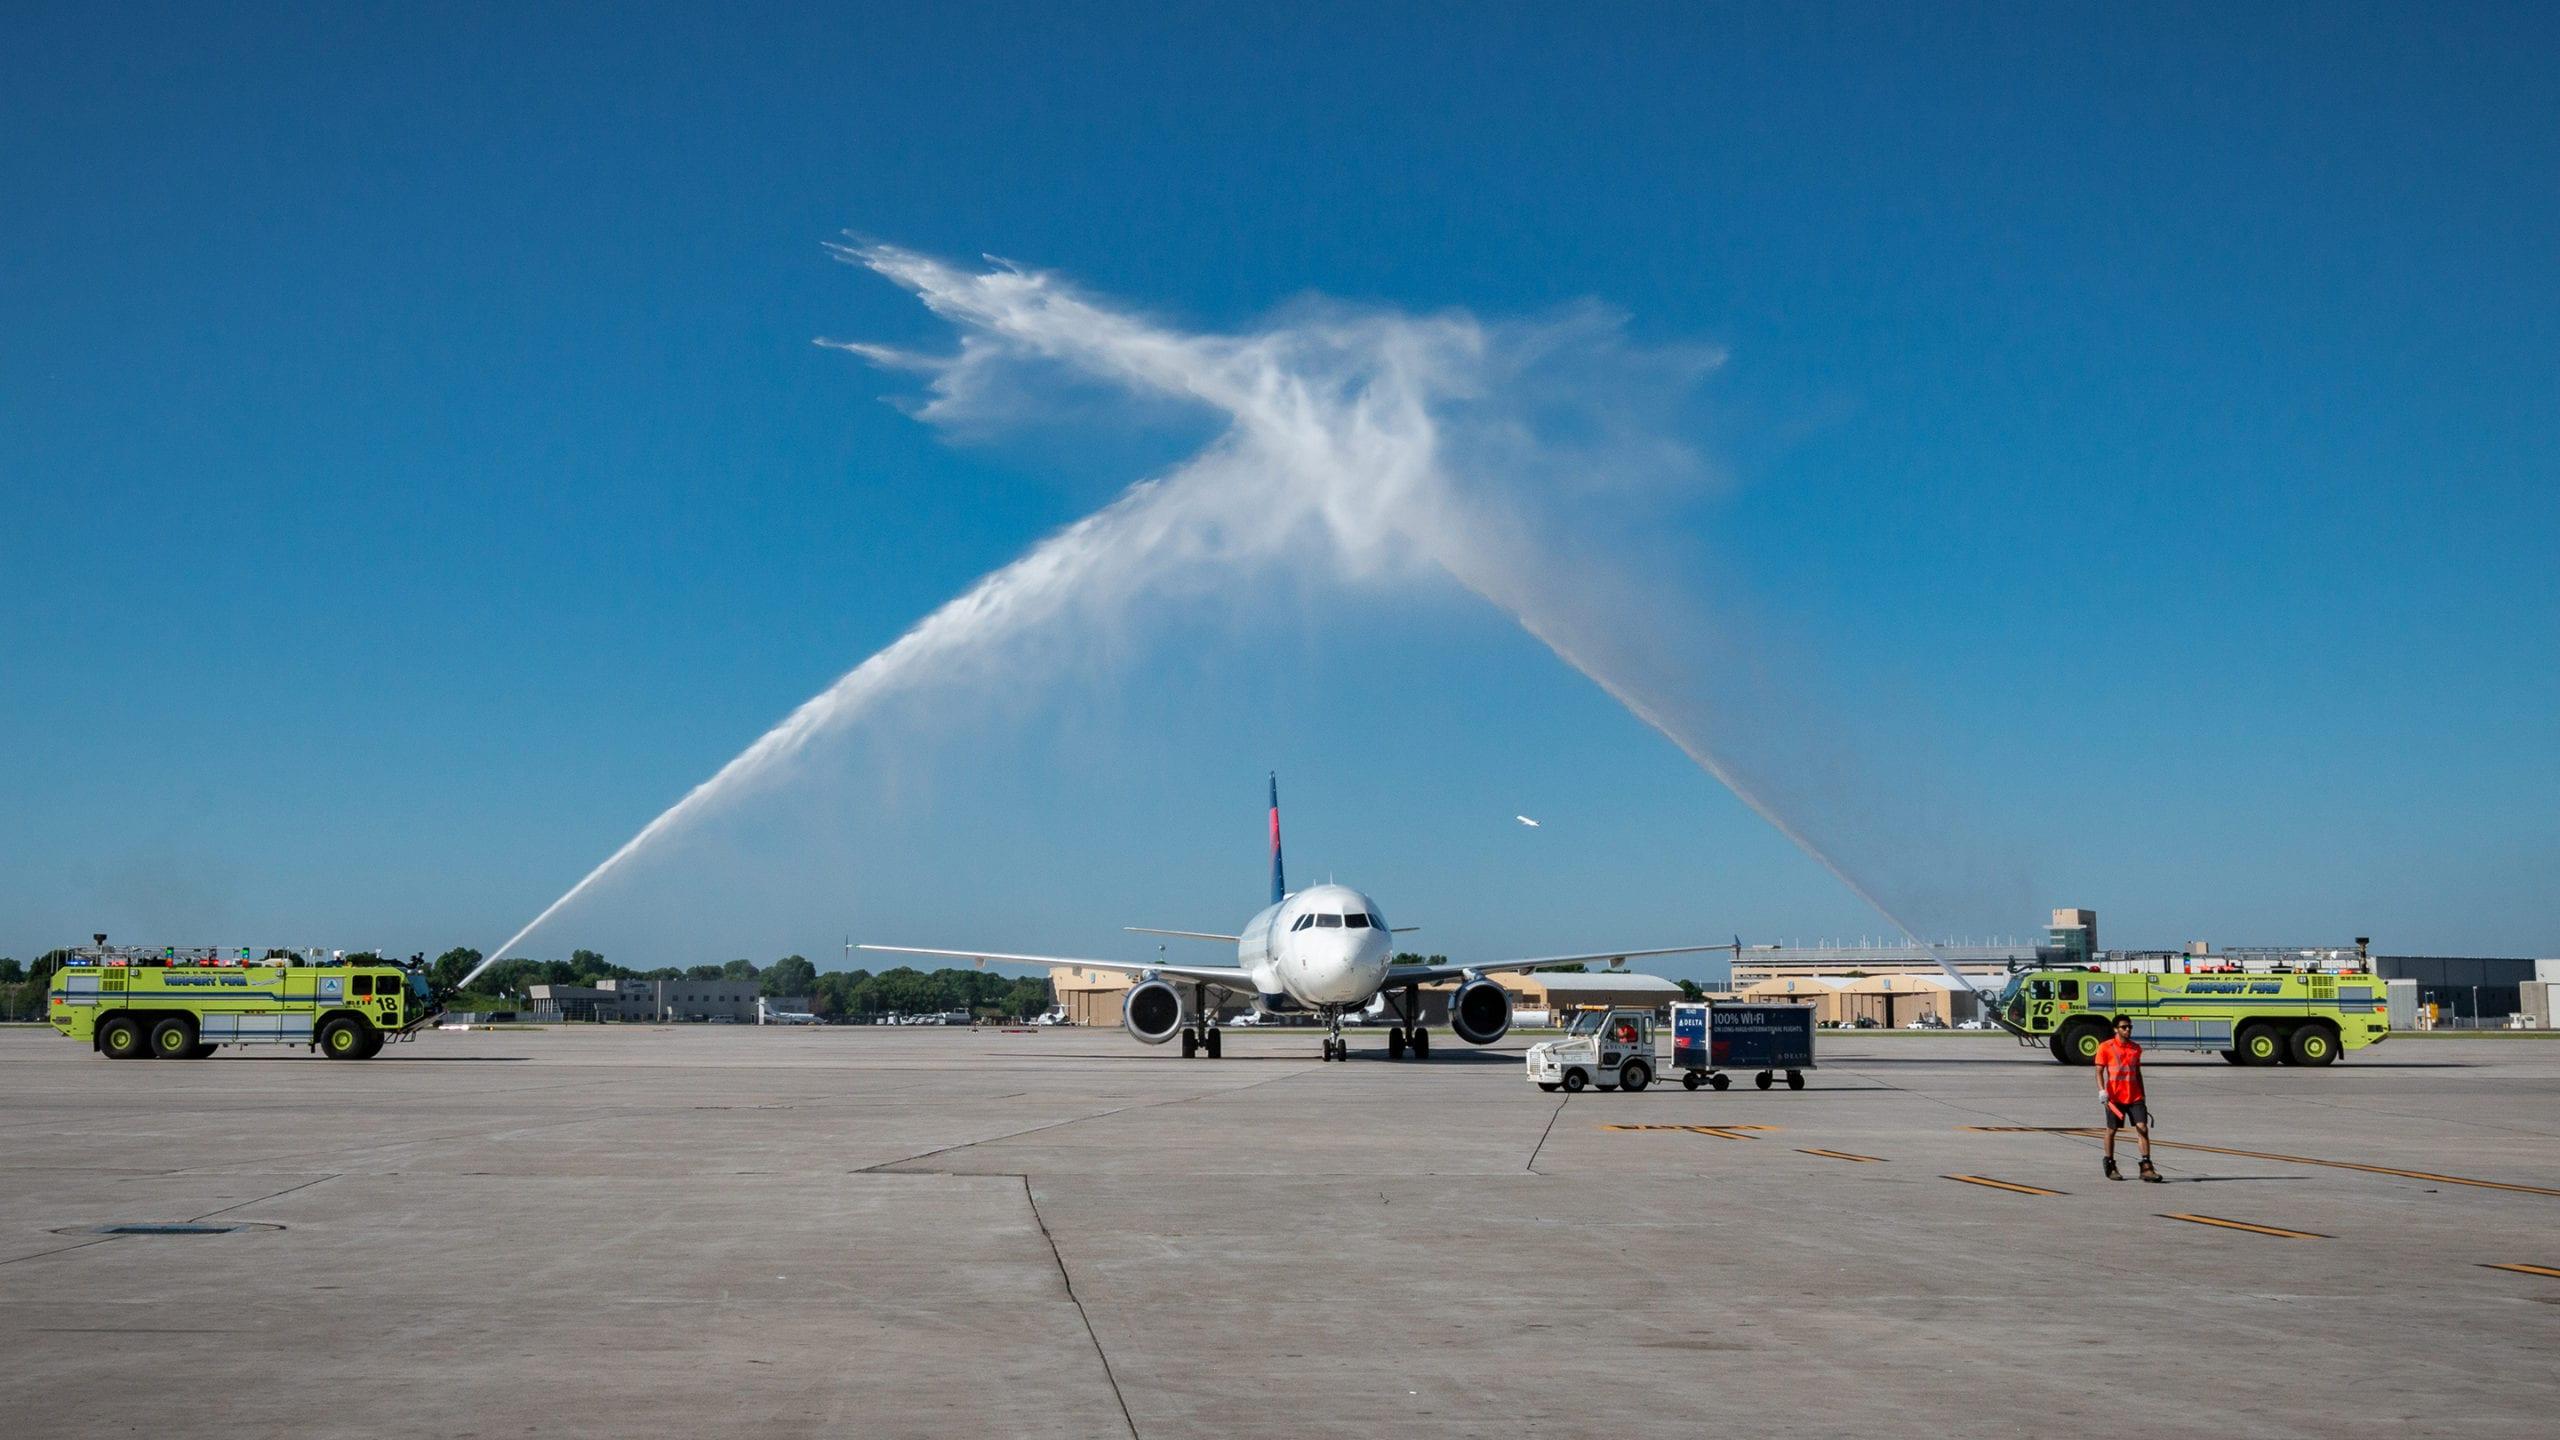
[1317,914,1342,928]
[353,975,373,997]
[1344,914,1370,929]
[2060,980,2080,1001]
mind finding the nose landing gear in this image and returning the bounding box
[1319,1009,1348,1062]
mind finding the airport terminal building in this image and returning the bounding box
[524,979,809,1023]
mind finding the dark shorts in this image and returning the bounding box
[2105,1100,2150,1130]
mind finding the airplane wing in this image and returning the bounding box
[856,943,1256,989]
[1123,927,1240,943]
[1383,943,1733,987]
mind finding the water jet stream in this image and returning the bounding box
[466,245,1983,996]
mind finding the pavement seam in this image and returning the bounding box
[1526,1094,1568,1173]
[0,1236,125,1269]
[189,1172,341,1222]
[1020,1175,1141,1440]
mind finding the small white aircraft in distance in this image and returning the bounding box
[860,777,1729,1062]
[1515,815,1541,828]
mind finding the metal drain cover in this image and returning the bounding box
[53,1222,285,1236]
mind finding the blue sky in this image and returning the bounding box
[3,3,2553,973]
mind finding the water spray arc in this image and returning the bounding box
[468,244,1985,996]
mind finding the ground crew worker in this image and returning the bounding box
[2096,1016,2161,1182]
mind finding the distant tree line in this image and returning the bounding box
[0,948,1055,1025]
[421,947,1049,1021]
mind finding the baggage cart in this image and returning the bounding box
[1672,1002,1816,1091]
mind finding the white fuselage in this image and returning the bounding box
[1233,882,1395,1009]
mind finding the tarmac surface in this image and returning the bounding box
[4,1022,2556,1439]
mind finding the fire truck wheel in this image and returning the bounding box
[2052,1019,2108,1066]
[2289,1024,2338,1066]
[2220,1049,2245,1064]
[319,1016,373,1060]
[2236,1023,2282,1067]
[184,1043,220,1060]
[1562,1069,1588,1092]
[1620,1061,1652,1093]
[99,1015,148,1059]
[148,1016,197,1059]
[354,1027,386,1059]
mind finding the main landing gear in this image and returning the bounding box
[1178,983,1223,1058]
[1383,984,1430,1061]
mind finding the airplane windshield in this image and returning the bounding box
[1344,914,1370,928]
[1316,914,1342,928]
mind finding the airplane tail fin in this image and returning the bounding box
[1268,772,1286,906]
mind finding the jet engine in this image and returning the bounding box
[1448,978,1512,1045]
[1122,979,1184,1045]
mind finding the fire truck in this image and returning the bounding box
[46,941,441,1060]
[1993,965,2388,1066]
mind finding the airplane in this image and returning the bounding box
[859,776,1729,1062]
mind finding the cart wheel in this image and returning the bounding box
[1538,1082,1560,1092]
[1754,1071,1773,1090]
[1710,1073,1731,1091]
[1681,1071,1702,1091]
[1563,1069,1588,1092]
[1785,1069,1805,1090]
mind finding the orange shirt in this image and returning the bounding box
[2096,1037,2145,1104]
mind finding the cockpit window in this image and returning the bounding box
[1344,913,1370,929]
[1291,915,1313,931]
[1316,914,1342,928]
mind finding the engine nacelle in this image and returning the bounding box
[1448,978,1512,1046]
[1122,979,1184,1045]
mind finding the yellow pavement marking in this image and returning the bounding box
[1798,1148,1886,1163]
[1961,1127,2560,1199]
[2160,1213,2329,1239]
[1602,1124,1776,1139]
[2481,1263,2560,1278]
[1944,1174,2064,1196]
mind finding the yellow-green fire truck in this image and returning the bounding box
[47,944,440,1060]
[1995,966,2388,1067]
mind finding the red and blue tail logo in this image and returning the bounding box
[1268,772,1286,905]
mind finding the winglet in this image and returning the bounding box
[1268,772,1286,906]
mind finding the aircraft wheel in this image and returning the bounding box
[1204,1028,1222,1059]
[1410,1029,1429,1059]
[1386,1028,1406,1060]
[1181,1030,1198,1058]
